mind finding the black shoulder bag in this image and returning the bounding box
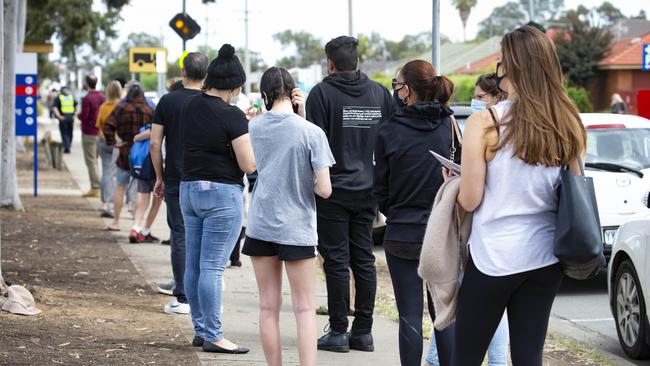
[553,156,606,280]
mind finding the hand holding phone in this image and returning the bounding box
[291,88,306,118]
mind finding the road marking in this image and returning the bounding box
[570,318,614,322]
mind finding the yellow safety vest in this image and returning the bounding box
[59,94,75,115]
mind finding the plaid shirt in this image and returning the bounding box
[102,97,154,170]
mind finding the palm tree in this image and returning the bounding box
[452,0,478,42]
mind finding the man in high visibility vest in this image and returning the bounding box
[52,86,77,153]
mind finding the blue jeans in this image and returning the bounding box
[180,180,243,342]
[99,138,118,205]
[426,272,510,366]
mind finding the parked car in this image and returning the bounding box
[582,113,650,260]
[609,220,650,359]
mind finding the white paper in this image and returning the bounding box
[430,150,461,175]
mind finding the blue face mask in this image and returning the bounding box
[470,98,487,113]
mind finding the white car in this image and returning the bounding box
[582,113,650,260]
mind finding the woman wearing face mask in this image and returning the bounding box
[243,66,335,366]
[179,44,258,354]
[449,26,586,365]
[471,73,505,112]
[374,60,459,366]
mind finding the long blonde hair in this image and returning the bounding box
[105,80,123,103]
[499,26,585,166]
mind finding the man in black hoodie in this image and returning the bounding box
[306,35,394,353]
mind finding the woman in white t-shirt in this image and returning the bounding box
[243,67,335,366]
[446,26,586,365]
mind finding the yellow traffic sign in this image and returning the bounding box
[129,47,167,73]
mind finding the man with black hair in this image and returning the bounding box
[80,74,105,197]
[524,21,546,33]
[150,52,209,315]
[306,35,394,353]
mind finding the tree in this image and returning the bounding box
[555,8,613,87]
[25,0,129,62]
[477,2,527,39]
[595,1,625,26]
[632,10,647,20]
[273,30,324,68]
[384,32,434,61]
[452,0,477,42]
[477,0,564,39]
[358,32,386,62]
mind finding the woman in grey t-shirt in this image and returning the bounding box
[243,67,335,366]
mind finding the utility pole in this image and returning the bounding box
[432,0,440,72]
[182,0,187,51]
[244,0,251,94]
[528,0,535,22]
[348,0,353,36]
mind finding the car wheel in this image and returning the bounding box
[614,260,650,359]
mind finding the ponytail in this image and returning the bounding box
[400,60,454,106]
[431,75,454,106]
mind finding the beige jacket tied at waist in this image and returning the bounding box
[418,176,472,331]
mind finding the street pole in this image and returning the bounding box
[182,0,186,52]
[244,0,251,94]
[432,0,440,72]
[348,0,353,36]
[528,0,535,22]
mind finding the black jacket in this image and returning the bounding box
[374,101,461,243]
[306,71,394,198]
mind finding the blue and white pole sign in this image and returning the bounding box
[15,52,38,196]
[643,44,650,71]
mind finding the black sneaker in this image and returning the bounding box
[317,330,350,353]
[349,332,374,352]
[230,260,242,267]
[192,336,204,347]
[161,239,171,245]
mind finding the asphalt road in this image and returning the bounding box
[552,272,650,365]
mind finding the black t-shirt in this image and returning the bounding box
[152,87,201,183]
[180,93,249,184]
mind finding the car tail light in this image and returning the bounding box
[587,124,626,129]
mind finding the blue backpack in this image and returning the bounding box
[129,127,155,180]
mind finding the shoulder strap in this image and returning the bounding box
[487,107,500,135]
[449,115,461,161]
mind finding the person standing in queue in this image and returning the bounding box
[179,44,256,354]
[374,60,458,366]
[450,26,586,365]
[243,66,335,366]
[150,52,209,315]
[306,35,394,353]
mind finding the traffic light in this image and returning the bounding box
[169,13,201,41]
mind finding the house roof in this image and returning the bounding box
[612,19,650,41]
[452,52,498,74]
[598,32,650,70]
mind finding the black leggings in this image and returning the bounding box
[453,257,563,366]
[386,253,455,366]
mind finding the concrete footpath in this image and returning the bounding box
[58,125,401,366]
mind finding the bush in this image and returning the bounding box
[371,72,392,90]
[565,85,593,112]
[448,74,476,103]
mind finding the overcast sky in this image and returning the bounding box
[81,0,650,65]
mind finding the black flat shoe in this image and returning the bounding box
[317,331,350,353]
[202,341,249,354]
[349,332,374,352]
[192,336,204,347]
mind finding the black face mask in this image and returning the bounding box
[393,89,405,108]
[496,62,508,93]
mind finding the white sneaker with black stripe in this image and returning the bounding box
[164,300,190,315]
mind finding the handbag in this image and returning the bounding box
[553,156,605,280]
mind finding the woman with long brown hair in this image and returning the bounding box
[449,26,586,365]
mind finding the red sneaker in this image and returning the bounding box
[142,233,160,243]
[128,229,140,244]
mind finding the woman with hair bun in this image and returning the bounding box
[179,44,257,354]
[373,59,459,366]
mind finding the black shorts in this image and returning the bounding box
[242,236,317,261]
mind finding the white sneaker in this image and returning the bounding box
[164,300,190,315]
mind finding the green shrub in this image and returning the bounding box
[565,85,593,112]
[371,72,392,90]
[448,74,476,103]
